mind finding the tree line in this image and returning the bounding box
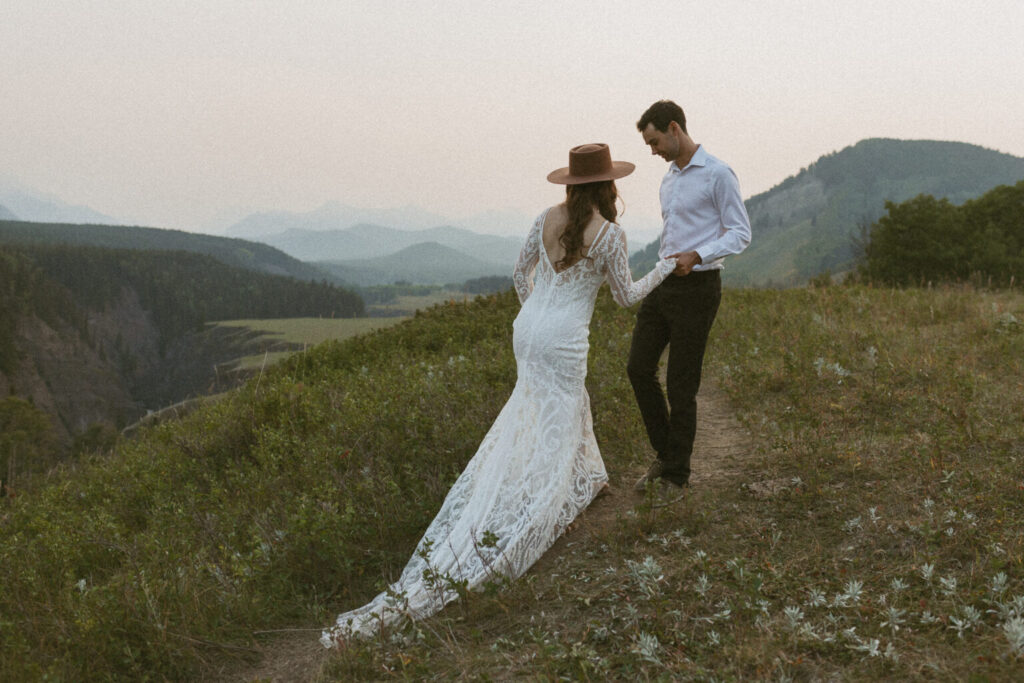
[0,243,365,359]
[861,179,1023,286]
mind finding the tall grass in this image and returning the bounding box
[2,285,1022,680]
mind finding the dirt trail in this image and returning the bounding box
[215,378,754,682]
[532,377,754,570]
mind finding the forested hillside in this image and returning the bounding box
[0,218,336,283]
[0,243,364,461]
[18,244,363,343]
[630,139,1024,286]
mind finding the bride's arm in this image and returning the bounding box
[513,212,544,304]
[602,224,676,307]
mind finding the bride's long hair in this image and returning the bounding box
[557,180,619,271]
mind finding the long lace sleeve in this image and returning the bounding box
[513,211,544,304]
[600,224,676,307]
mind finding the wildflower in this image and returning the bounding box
[76,578,87,593]
[868,507,882,524]
[890,577,909,593]
[939,576,958,596]
[920,611,940,625]
[707,630,721,646]
[919,563,935,582]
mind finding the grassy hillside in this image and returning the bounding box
[1,284,1022,680]
[0,218,336,283]
[739,139,1024,286]
[631,139,1024,287]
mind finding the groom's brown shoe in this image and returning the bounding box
[633,460,664,492]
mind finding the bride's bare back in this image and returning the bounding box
[541,204,607,272]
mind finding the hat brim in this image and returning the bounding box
[546,161,636,185]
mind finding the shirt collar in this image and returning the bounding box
[669,144,708,174]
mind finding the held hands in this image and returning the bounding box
[667,251,702,276]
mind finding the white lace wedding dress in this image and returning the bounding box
[321,210,675,645]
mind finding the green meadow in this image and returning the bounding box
[214,317,409,370]
[1,285,1022,680]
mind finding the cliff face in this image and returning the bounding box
[0,311,139,443]
[1,287,271,449]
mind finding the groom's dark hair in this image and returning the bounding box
[637,100,687,134]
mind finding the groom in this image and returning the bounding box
[628,99,752,496]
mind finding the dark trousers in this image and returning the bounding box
[627,270,721,485]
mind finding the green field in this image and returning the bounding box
[213,317,409,369]
[214,292,480,370]
[365,289,478,317]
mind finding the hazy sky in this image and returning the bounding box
[3,0,1023,236]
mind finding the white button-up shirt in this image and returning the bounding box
[657,145,752,271]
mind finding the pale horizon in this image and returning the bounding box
[3,0,1023,239]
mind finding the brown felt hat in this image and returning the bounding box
[546,143,635,185]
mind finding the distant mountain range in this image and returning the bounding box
[259,223,523,266]
[0,219,337,284]
[631,138,1024,286]
[316,241,509,286]
[0,178,120,225]
[225,201,535,240]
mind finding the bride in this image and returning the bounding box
[322,143,680,645]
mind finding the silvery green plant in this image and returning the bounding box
[949,605,982,638]
[1003,616,1024,657]
[805,587,828,608]
[625,556,664,599]
[632,631,662,666]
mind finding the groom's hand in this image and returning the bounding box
[672,251,702,276]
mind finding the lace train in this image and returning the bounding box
[322,210,674,645]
